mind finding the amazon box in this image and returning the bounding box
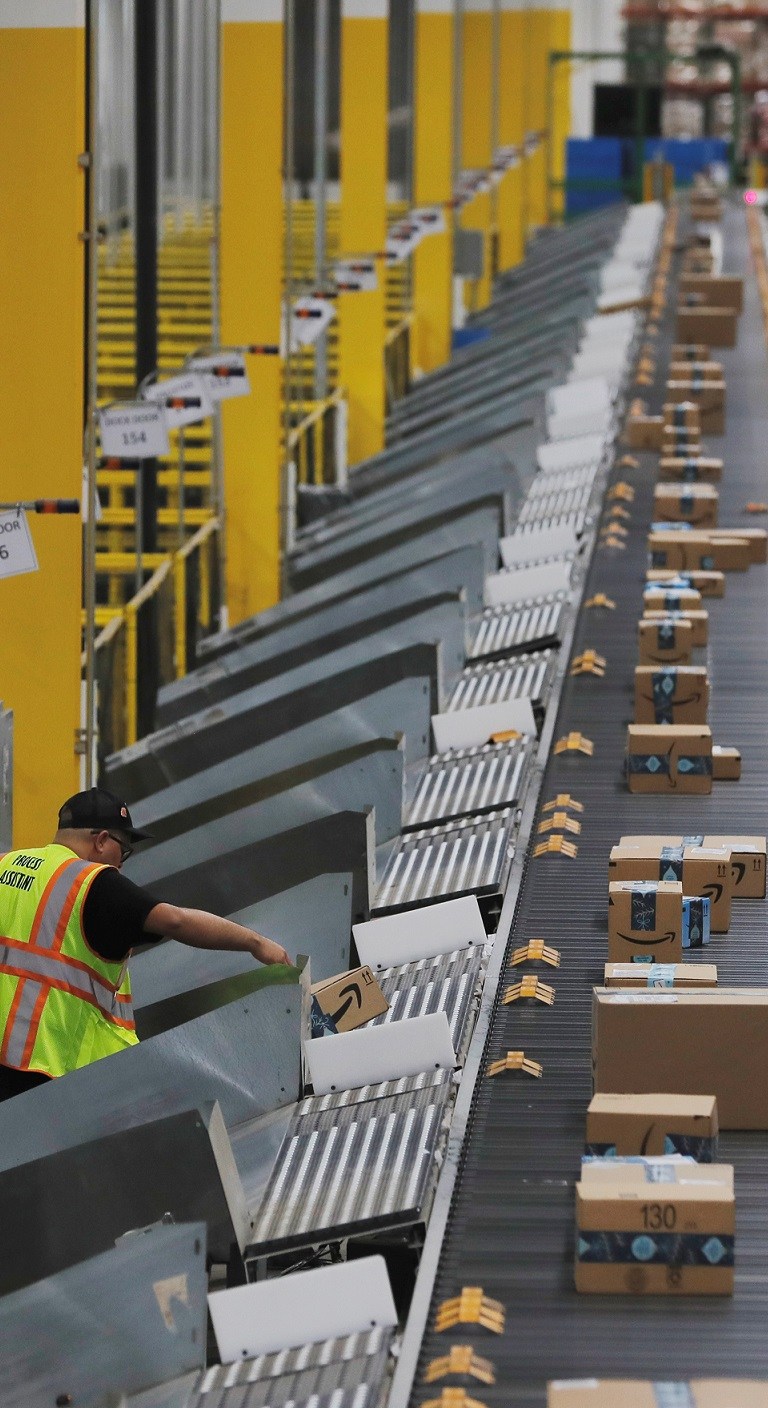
[665,383,725,436]
[626,724,712,795]
[585,1092,718,1160]
[708,527,768,565]
[653,483,718,529]
[679,273,743,313]
[646,567,725,597]
[668,360,723,382]
[575,1160,734,1295]
[634,666,709,726]
[648,530,750,572]
[658,455,723,484]
[548,1382,768,1408]
[637,617,693,665]
[607,880,682,963]
[661,428,702,457]
[592,987,768,1129]
[671,343,711,362]
[683,895,712,948]
[712,745,741,781]
[310,965,388,1035]
[643,608,708,647]
[610,840,730,932]
[643,585,701,610]
[663,401,700,433]
[676,306,738,348]
[604,962,717,989]
[620,833,767,901]
[625,413,663,451]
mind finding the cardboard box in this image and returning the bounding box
[668,360,723,381]
[676,306,738,348]
[607,880,683,962]
[310,965,389,1035]
[604,962,717,989]
[679,273,744,312]
[671,343,711,361]
[643,608,708,646]
[625,413,663,451]
[626,724,713,795]
[609,843,730,931]
[661,429,702,457]
[683,894,711,948]
[548,1383,768,1408]
[633,666,709,726]
[646,567,725,597]
[665,384,725,436]
[658,455,723,483]
[663,400,700,432]
[648,530,751,573]
[585,1092,719,1159]
[712,745,741,781]
[620,833,767,901]
[708,527,768,565]
[653,483,718,529]
[592,986,768,1128]
[575,1160,734,1295]
[643,585,702,610]
[637,617,693,665]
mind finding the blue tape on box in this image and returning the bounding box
[652,669,678,724]
[627,753,672,778]
[657,621,677,651]
[654,1385,695,1408]
[310,996,338,1037]
[584,1137,717,1162]
[677,754,712,777]
[674,405,686,427]
[682,834,704,845]
[577,1231,734,1267]
[682,894,710,948]
[683,460,699,481]
[646,963,678,989]
[659,845,684,882]
[630,884,658,932]
[681,493,694,516]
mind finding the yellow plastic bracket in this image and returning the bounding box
[434,1288,506,1335]
[602,517,628,535]
[510,939,561,968]
[488,728,522,744]
[487,1050,543,1079]
[542,793,584,814]
[618,454,640,469]
[571,650,606,678]
[599,533,627,551]
[606,504,631,521]
[745,502,768,514]
[533,835,579,859]
[422,1391,489,1408]
[503,975,555,1006]
[585,593,616,610]
[538,811,581,835]
[608,482,635,503]
[423,1347,496,1387]
[554,732,594,757]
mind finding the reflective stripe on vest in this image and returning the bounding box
[0,857,135,1070]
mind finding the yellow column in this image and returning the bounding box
[412,0,454,375]
[0,3,85,845]
[524,1,549,231]
[339,0,388,465]
[498,0,526,269]
[549,3,571,222]
[220,0,283,623]
[461,0,494,310]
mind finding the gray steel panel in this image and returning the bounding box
[295,1070,453,1117]
[405,740,530,828]
[188,1329,393,1408]
[374,809,515,914]
[469,597,566,660]
[155,594,467,725]
[448,650,555,711]
[0,1222,207,1408]
[374,947,486,1054]
[0,965,307,1175]
[381,355,558,445]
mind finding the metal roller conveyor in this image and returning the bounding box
[404,738,531,829]
[372,947,486,1056]
[468,597,567,661]
[186,1328,395,1408]
[448,650,556,713]
[295,1069,451,1118]
[517,484,596,525]
[373,809,514,920]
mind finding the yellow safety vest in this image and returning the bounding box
[0,843,138,1078]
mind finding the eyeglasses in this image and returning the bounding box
[92,830,133,863]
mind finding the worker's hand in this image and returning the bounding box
[253,936,293,967]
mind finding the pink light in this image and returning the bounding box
[744,189,759,205]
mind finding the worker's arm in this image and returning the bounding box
[143,902,292,966]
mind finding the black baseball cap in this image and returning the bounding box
[57,788,152,843]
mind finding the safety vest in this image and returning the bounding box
[0,843,138,1078]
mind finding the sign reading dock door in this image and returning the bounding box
[187,350,251,402]
[0,510,39,581]
[98,402,170,460]
[334,258,378,293]
[142,372,213,429]
[282,297,336,354]
[411,206,446,237]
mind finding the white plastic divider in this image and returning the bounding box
[536,433,605,474]
[432,697,536,752]
[304,1011,456,1096]
[209,1255,398,1363]
[483,560,572,607]
[354,894,487,971]
[499,522,578,567]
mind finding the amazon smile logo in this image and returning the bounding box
[616,931,676,946]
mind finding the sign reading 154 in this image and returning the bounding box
[97,402,170,460]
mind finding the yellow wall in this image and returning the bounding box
[524,4,571,231]
[220,2,283,623]
[412,2,454,374]
[0,13,85,844]
[461,2,494,310]
[498,2,526,269]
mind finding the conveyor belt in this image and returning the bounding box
[404,740,531,829]
[448,651,555,712]
[408,203,768,1405]
[373,810,514,918]
[468,597,566,660]
[190,1328,394,1408]
[373,947,486,1055]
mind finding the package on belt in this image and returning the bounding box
[548,1382,768,1407]
[607,880,683,963]
[633,666,709,726]
[653,482,718,529]
[626,724,713,795]
[610,840,731,932]
[657,454,723,484]
[642,608,708,647]
[645,566,725,597]
[603,962,717,989]
[585,1092,719,1161]
[637,617,694,666]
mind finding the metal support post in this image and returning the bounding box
[313,0,330,402]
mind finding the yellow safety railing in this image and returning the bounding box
[287,388,348,486]
[384,314,414,414]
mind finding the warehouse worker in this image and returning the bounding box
[0,788,292,1102]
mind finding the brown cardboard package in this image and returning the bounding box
[712,745,741,781]
[661,434,703,460]
[668,360,723,381]
[679,273,743,312]
[604,962,717,988]
[657,456,723,483]
[644,586,702,610]
[585,1092,718,1157]
[609,843,731,932]
[648,530,751,572]
[575,1161,734,1295]
[592,987,768,1127]
[311,965,389,1033]
[676,306,738,348]
[625,414,664,451]
[607,880,683,962]
[637,617,693,665]
[620,834,767,900]
[708,527,768,564]
[643,609,708,647]
[646,567,725,597]
[547,1383,768,1408]
[633,665,709,726]
[671,343,711,361]
[663,401,700,432]
[666,380,726,428]
[626,724,712,795]
[655,479,720,526]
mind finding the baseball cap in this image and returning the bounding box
[57,788,153,843]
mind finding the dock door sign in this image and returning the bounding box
[0,510,39,581]
[98,402,170,459]
[187,350,251,402]
[142,372,213,429]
